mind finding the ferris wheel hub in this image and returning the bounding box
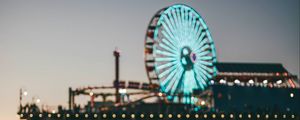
[180,47,195,71]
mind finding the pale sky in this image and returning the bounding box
[0,0,299,119]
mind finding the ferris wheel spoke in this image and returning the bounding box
[162,22,176,42]
[195,65,210,84]
[158,62,179,78]
[195,63,212,79]
[199,56,213,61]
[195,50,210,58]
[162,15,177,37]
[170,69,185,94]
[168,11,178,33]
[197,60,213,66]
[195,44,210,54]
[161,63,180,88]
[159,42,177,55]
[197,63,214,74]
[166,67,184,93]
[156,49,177,58]
[162,31,179,47]
[192,69,205,90]
[156,60,177,71]
[161,38,178,52]
[155,57,177,62]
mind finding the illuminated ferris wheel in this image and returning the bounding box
[144,4,217,103]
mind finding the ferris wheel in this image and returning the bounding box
[144,4,217,103]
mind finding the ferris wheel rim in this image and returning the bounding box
[144,4,217,101]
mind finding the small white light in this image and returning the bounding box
[200,101,206,105]
[230,114,233,118]
[290,93,294,98]
[234,79,240,84]
[102,114,107,118]
[122,114,126,118]
[212,114,216,118]
[75,114,79,118]
[220,79,226,84]
[204,114,207,118]
[48,114,51,118]
[39,114,42,117]
[57,114,61,118]
[94,114,98,118]
[221,114,225,118]
[276,80,282,84]
[168,114,172,118]
[291,114,295,118]
[23,91,28,96]
[52,110,56,114]
[263,80,268,84]
[159,114,163,118]
[89,91,94,96]
[186,114,190,118]
[36,98,40,103]
[85,114,89,118]
[30,114,33,117]
[210,80,215,84]
[195,114,199,118]
[257,114,260,118]
[66,114,70,117]
[119,89,127,94]
[112,114,116,118]
[158,92,163,97]
[265,114,269,118]
[239,114,242,118]
[131,114,135,118]
[140,114,144,118]
[177,114,181,118]
[248,79,254,84]
[248,114,251,118]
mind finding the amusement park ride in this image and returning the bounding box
[17,4,299,120]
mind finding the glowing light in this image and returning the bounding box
[234,79,240,84]
[131,114,135,118]
[89,91,94,96]
[290,93,294,98]
[210,80,215,84]
[36,98,40,103]
[51,110,56,114]
[195,114,199,118]
[119,89,127,94]
[200,100,206,105]
[23,91,28,96]
[158,92,163,97]
[186,114,190,118]
[248,79,254,84]
[94,114,98,118]
[168,114,173,118]
[263,80,268,84]
[276,80,282,84]
[147,4,217,103]
[220,79,226,84]
[177,114,181,118]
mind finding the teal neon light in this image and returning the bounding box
[151,4,217,103]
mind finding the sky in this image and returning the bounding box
[0,0,299,119]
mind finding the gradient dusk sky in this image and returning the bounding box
[0,0,299,119]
